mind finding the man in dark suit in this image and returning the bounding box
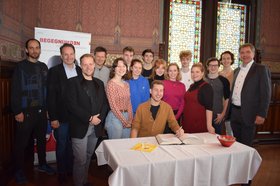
[230,43,271,147]
[66,54,108,186]
[47,43,82,183]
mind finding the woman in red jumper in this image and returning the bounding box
[163,63,185,121]
[162,63,185,133]
[182,63,215,134]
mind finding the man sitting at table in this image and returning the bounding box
[130,80,184,138]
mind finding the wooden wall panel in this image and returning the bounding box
[260,0,280,48]
[257,76,280,140]
[259,0,280,73]
[0,60,16,184]
[0,79,15,171]
[271,80,280,131]
[272,106,280,131]
[255,0,280,141]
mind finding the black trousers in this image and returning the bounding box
[164,110,180,134]
[230,106,256,147]
[13,108,48,171]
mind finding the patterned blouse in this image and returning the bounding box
[106,80,133,126]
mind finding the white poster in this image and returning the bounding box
[34,27,91,163]
[35,27,91,68]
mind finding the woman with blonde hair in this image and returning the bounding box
[163,63,185,121]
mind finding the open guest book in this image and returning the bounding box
[156,133,204,145]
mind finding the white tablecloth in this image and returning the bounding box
[95,133,262,186]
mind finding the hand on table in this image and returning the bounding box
[176,127,184,137]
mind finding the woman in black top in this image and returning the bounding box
[182,62,215,134]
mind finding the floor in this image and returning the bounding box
[6,144,280,186]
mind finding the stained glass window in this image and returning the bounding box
[216,2,247,69]
[168,0,202,67]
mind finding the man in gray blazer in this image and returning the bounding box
[230,43,271,146]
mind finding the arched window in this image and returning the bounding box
[168,0,202,67]
[216,2,247,68]
[164,0,256,69]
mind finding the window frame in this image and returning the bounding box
[162,0,258,67]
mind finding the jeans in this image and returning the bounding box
[53,122,73,174]
[105,111,131,139]
[72,125,97,186]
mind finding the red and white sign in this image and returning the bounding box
[35,27,91,68]
[34,27,91,163]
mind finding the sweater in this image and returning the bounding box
[11,59,48,115]
[132,100,180,137]
[128,76,150,114]
[162,80,186,119]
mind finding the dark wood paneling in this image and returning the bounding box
[0,78,15,161]
[256,73,280,142]
[200,0,218,63]
[0,61,16,185]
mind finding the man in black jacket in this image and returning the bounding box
[47,43,82,183]
[11,39,55,184]
[67,54,108,186]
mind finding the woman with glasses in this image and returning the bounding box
[205,57,230,134]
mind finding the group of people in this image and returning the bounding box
[11,38,271,186]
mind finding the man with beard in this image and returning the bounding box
[11,39,55,184]
[130,80,184,138]
[66,54,108,186]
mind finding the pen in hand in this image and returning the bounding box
[176,126,184,137]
